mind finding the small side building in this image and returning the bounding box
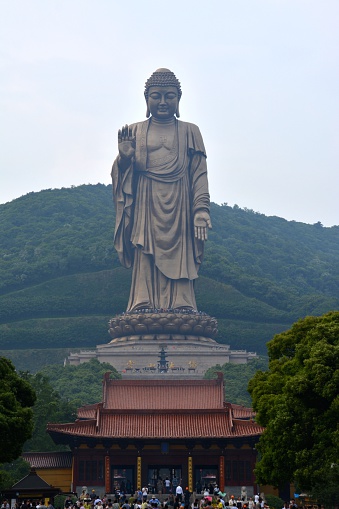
[22,452,73,493]
[4,468,61,504]
[47,373,264,497]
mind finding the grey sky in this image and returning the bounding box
[1,0,338,226]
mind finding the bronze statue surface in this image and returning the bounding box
[111,68,211,313]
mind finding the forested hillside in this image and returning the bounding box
[0,184,338,369]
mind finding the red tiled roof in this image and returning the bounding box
[23,451,72,469]
[77,403,100,419]
[230,404,256,419]
[47,375,264,443]
[48,411,263,439]
[231,419,264,437]
[102,376,225,410]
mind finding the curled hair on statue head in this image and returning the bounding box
[144,67,182,102]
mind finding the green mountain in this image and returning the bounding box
[0,184,338,370]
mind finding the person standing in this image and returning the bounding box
[172,476,179,495]
[156,479,163,495]
[142,487,148,502]
[184,488,191,506]
[149,496,160,508]
[121,501,130,509]
[64,498,73,509]
[164,478,171,494]
[175,485,183,502]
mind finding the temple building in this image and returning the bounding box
[47,373,264,497]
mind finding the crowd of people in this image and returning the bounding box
[1,499,55,509]
[0,494,326,509]
[119,309,209,316]
[57,486,266,509]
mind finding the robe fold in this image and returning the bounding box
[111,118,210,311]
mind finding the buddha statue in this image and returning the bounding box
[111,68,211,312]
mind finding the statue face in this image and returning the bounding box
[147,85,179,119]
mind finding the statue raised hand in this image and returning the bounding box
[117,124,136,170]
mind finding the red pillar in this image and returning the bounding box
[105,455,110,493]
[219,455,225,491]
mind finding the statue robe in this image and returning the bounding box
[111,118,210,312]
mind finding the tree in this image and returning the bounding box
[248,311,339,497]
[18,361,120,452]
[20,372,76,452]
[40,358,121,406]
[0,457,30,491]
[0,357,36,463]
[204,357,268,406]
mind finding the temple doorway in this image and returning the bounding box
[147,466,182,494]
[194,466,218,494]
[112,465,135,494]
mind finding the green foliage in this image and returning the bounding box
[40,358,121,406]
[54,495,77,508]
[0,184,117,294]
[0,357,36,463]
[0,268,130,323]
[0,315,112,349]
[0,348,80,373]
[205,203,339,313]
[264,495,285,509]
[216,319,289,355]
[20,371,76,452]
[310,463,339,508]
[0,457,30,491]
[195,277,291,323]
[248,311,339,493]
[18,359,121,453]
[204,357,268,406]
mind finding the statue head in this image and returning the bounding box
[144,68,182,118]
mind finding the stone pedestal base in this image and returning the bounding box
[68,312,257,375]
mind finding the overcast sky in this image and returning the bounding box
[1,0,338,226]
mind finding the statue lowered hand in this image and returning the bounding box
[194,210,212,241]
